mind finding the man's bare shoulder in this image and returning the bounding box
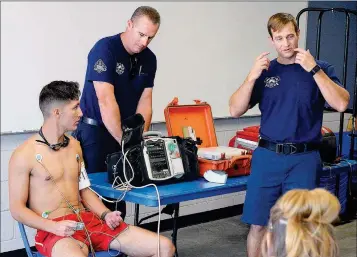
[67,134,80,145]
[67,134,82,151]
[14,134,39,153]
[9,135,39,173]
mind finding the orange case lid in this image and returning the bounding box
[164,98,218,148]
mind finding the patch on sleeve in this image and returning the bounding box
[94,59,107,74]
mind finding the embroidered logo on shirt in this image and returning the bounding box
[116,63,125,75]
[264,76,280,88]
[94,59,107,74]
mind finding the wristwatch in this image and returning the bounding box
[310,64,321,76]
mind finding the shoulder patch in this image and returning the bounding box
[94,59,107,74]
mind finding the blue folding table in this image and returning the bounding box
[89,159,357,256]
[89,173,248,256]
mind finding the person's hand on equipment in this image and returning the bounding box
[51,220,78,237]
[247,52,270,81]
[294,48,317,72]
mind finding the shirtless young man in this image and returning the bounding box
[8,81,175,257]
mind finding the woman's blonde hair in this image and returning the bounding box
[262,188,341,257]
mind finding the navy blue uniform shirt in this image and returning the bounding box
[250,59,342,143]
[80,33,157,123]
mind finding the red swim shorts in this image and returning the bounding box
[35,211,128,257]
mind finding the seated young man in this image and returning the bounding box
[9,81,175,257]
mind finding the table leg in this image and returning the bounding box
[134,204,140,226]
[171,203,180,257]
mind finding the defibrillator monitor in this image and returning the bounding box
[143,137,185,181]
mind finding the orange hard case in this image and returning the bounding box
[164,98,251,177]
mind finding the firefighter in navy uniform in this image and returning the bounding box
[229,13,349,257]
[73,6,160,218]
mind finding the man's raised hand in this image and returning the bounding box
[248,52,270,81]
[294,48,317,72]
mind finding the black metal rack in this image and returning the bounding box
[296,7,357,160]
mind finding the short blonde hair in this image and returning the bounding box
[267,13,299,37]
[131,6,161,25]
[262,188,340,257]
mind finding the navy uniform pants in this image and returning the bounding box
[241,146,322,226]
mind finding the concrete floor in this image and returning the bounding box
[162,215,357,257]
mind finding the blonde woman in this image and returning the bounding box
[262,188,340,257]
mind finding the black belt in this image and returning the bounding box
[258,138,320,155]
[82,117,103,127]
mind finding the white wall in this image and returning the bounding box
[1,1,308,133]
[0,113,349,253]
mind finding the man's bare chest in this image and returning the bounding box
[31,147,80,183]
